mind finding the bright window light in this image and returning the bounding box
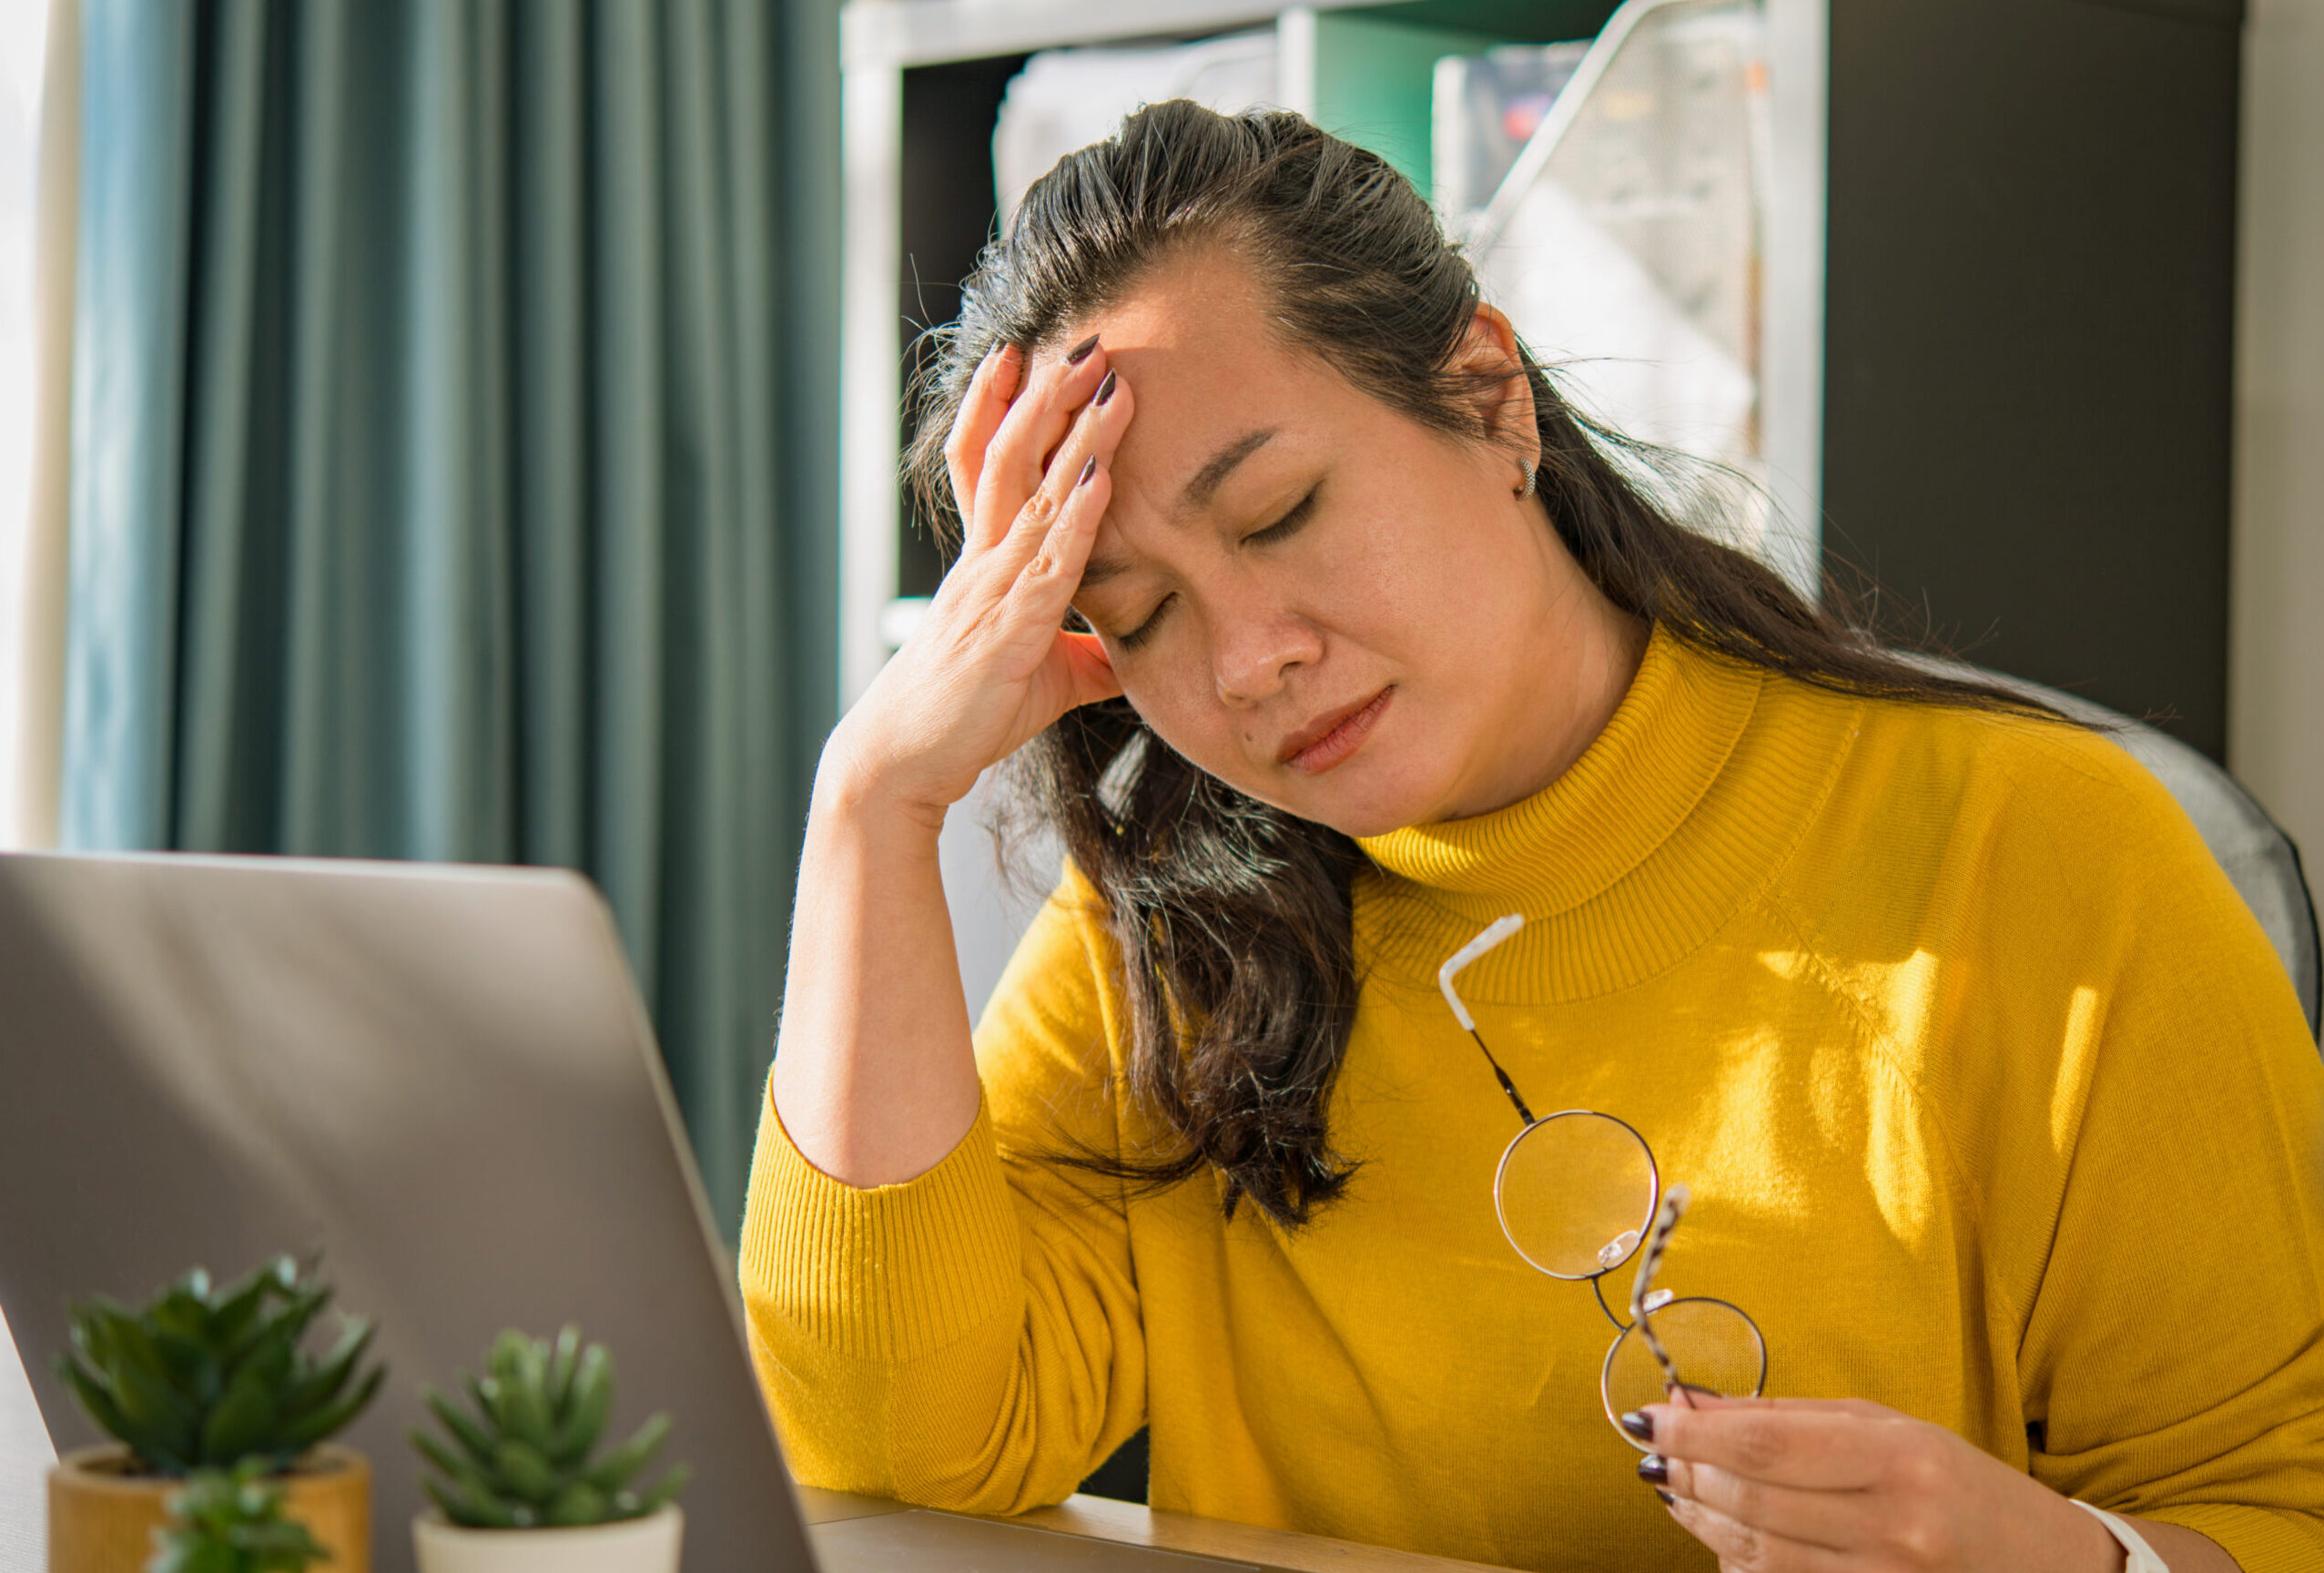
[0,0,56,848]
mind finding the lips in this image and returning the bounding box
[1278,687,1393,773]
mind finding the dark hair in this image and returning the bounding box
[904,101,2060,1229]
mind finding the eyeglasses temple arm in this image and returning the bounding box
[1440,914,1534,1126]
[1436,914,1525,1029]
[1466,1029,1535,1126]
[1629,1184,1691,1395]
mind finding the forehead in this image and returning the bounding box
[1050,249,1364,509]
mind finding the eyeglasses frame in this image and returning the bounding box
[1439,914,1767,1443]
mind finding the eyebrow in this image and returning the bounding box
[1183,426,1278,510]
[1078,426,1279,590]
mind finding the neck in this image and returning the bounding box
[1441,576,1649,823]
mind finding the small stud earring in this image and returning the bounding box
[1516,458,1537,501]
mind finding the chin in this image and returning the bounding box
[1162,721,1448,837]
[1273,763,1448,839]
[1310,800,1431,839]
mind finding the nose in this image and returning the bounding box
[1212,597,1322,708]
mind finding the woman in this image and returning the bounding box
[740,102,2324,1571]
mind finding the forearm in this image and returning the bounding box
[769,744,984,1187]
[767,330,1123,1188]
[745,806,1149,1508]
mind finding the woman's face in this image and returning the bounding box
[1059,249,1642,838]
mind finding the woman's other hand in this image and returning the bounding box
[823,333,1131,831]
[1639,1393,2239,1570]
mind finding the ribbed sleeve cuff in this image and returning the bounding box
[2140,1503,2324,1573]
[738,1091,1025,1363]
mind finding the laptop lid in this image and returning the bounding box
[0,851,819,1573]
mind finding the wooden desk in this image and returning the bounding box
[798,1487,1513,1573]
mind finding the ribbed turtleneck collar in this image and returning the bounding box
[1356,624,1858,1002]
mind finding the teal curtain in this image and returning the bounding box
[60,0,840,1233]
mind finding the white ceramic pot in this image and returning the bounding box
[411,1505,683,1573]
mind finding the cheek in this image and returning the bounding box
[1116,659,1271,790]
[1117,668,1218,764]
[1322,497,1453,638]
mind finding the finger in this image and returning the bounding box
[971,335,1111,553]
[1681,1391,1884,1411]
[945,340,1022,536]
[1014,459,1123,714]
[1668,1393,1890,1420]
[1010,449,1112,622]
[1659,1454,1866,1553]
[1659,1492,1852,1573]
[992,366,1132,577]
[924,369,1119,655]
[981,342,1109,550]
[1640,1399,1891,1491]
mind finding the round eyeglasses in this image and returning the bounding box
[1440,915,1768,1448]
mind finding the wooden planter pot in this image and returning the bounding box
[411,1505,684,1573]
[47,1443,371,1573]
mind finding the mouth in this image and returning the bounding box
[1279,687,1394,775]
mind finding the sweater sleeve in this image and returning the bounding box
[736,864,1148,1514]
[2003,746,2324,1572]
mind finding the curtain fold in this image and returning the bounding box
[61,0,839,1232]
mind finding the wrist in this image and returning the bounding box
[812,730,952,837]
[2057,1497,2135,1572]
[2071,1504,2192,1573]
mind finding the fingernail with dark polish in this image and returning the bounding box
[1618,1410,1654,1443]
[1654,1487,1675,1507]
[1077,455,1097,486]
[1636,1455,1668,1486]
[1094,369,1119,406]
[1066,333,1101,365]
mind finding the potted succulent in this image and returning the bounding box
[409,1325,688,1573]
[47,1256,384,1573]
[148,1461,330,1573]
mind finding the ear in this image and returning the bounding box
[1451,303,1540,460]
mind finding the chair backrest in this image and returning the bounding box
[1913,658,2323,1044]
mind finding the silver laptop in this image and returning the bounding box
[0,852,1258,1573]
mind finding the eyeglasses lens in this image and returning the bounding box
[1601,1297,1767,1446]
[1494,1111,1658,1280]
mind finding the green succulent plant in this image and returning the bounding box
[147,1458,330,1573]
[54,1255,385,1477]
[411,1325,689,1530]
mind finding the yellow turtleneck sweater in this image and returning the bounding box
[739,625,2324,1572]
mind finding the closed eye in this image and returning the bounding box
[1117,485,1322,650]
[1246,484,1320,546]
[1116,595,1172,650]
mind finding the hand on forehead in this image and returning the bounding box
[1037,249,1345,523]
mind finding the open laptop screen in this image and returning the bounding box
[0,852,817,1573]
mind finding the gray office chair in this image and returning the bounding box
[1913,659,2323,1045]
